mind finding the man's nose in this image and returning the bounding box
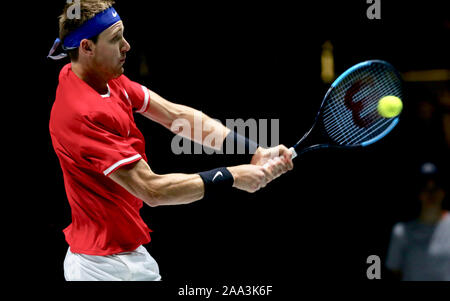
[122,38,131,53]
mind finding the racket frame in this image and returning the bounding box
[290,60,402,159]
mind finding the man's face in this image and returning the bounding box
[92,21,130,79]
[419,179,445,207]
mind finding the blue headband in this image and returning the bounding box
[47,7,121,60]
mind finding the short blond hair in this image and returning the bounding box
[58,0,115,61]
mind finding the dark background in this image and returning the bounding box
[7,0,449,295]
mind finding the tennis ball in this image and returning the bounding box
[377,96,403,118]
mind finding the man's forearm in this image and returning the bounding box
[173,107,230,150]
[109,159,205,207]
[144,90,230,149]
[148,173,205,206]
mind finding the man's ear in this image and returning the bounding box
[79,39,95,57]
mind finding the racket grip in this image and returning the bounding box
[289,147,297,159]
[262,147,297,169]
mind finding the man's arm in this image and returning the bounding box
[141,89,229,150]
[109,159,271,207]
[141,89,294,169]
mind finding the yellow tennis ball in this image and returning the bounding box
[377,96,403,118]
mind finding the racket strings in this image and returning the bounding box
[321,63,402,145]
[324,78,401,143]
[324,72,400,122]
[343,80,401,143]
[324,69,401,123]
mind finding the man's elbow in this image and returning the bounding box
[142,192,162,207]
[144,198,160,207]
[142,187,168,207]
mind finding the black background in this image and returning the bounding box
[6,0,449,297]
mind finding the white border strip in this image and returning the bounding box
[103,154,142,176]
[123,88,132,106]
[136,86,150,113]
[100,84,111,98]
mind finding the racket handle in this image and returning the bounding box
[262,147,297,169]
[289,147,297,159]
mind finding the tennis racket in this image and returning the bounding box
[267,60,403,165]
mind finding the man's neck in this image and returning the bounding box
[419,207,444,224]
[71,61,109,95]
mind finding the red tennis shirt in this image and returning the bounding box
[49,63,152,255]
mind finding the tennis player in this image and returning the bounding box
[48,0,293,281]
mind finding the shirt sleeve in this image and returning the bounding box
[385,223,407,271]
[79,112,143,176]
[118,74,150,113]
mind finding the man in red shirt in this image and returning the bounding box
[49,0,293,281]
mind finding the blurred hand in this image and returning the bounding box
[228,164,269,193]
[251,145,293,179]
[262,156,292,181]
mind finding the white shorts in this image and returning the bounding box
[64,245,161,281]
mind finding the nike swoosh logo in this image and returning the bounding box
[212,171,223,182]
[112,11,118,17]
